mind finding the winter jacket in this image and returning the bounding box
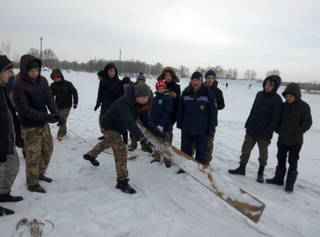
[12,54,57,127]
[151,92,173,131]
[206,80,225,110]
[50,69,78,109]
[278,83,312,145]
[157,67,181,124]
[95,64,124,113]
[245,76,282,140]
[0,85,23,157]
[102,84,162,140]
[177,84,217,135]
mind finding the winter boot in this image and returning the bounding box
[83,154,100,166]
[256,165,265,183]
[0,192,23,202]
[116,179,136,194]
[98,135,104,140]
[285,170,298,193]
[177,169,185,174]
[164,159,171,168]
[0,205,14,216]
[266,166,286,185]
[28,184,46,193]
[39,174,53,183]
[228,162,246,175]
[151,152,161,164]
[128,140,137,152]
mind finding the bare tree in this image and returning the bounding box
[244,70,257,80]
[178,65,190,78]
[266,69,280,77]
[28,48,41,58]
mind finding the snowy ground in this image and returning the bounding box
[1,71,319,237]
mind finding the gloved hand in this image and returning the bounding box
[0,153,7,163]
[94,104,100,111]
[56,114,66,126]
[46,114,59,123]
[73,104,78,109]
[140,138,153,153]
[157,125,164,132]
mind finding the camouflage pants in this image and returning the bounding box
[0,149,19,194]
[240,134,271,166]
[57,108,71,138]
[88,130,128,181]
[154,131,172,162]
[21,124,53,186]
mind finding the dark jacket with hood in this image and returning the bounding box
[278,83,312,145]
[206,80,225,110]
[157,67,181,124]
[0,85,23,157]
[50,69,78,110]
[95,63,124,113]
[245,75,282,140]
[102,84,162,140]
[177,84,217,135]
[12,54,57,127]
[151,92,173,131]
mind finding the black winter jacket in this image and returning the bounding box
[245,76,282,140]
[278,83,312,145]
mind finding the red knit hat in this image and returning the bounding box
[155,80,167,90]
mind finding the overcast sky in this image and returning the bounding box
[1,0,319,82]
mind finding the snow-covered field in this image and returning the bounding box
[1,71,319,237]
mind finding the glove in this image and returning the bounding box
[73,104,78,109]
[157,126,164,132]
[94,104,100,111]
[56,115,66,126]
[0,153,7,163]
[140,138,153,153]
[46,114,59,123]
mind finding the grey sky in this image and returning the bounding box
[1,0,320,82]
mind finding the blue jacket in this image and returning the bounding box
[151,92,173,131]
[177,85,217,135]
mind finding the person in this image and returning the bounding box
[136,72,146,85]
[157,67,181,144]
[13,54,64,193]
[204,70,225,165]
[266,83,312,192]
[121,76,132,144]
[83,84,165,194]
[96,70,106,139]
[150,80,173,167]
[225,82,229,89]
[0,55,23,216]
[228,75,282,183]
[94,63,124,140]
[177,72,216,173]
[50,68,78,141]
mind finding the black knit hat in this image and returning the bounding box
[205,70,216,79]
[0,55,13,74]
[191,71,203,80]
[27,60,40,71]
[122,76,131,85]
[134,84,150,98]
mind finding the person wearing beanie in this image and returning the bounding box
[203,69,225,166]
[177,71,217,173]
[0,55,24,216]
[12,54,64,193]
[94,63,124,140]
[229,75,283,183]
[157,67,181,144]
[122,76,132,90]
[136,72,146,85]
[50,68,79,141]
[83,83,165,194]
[266,83,312,193]
[150,80,173,167]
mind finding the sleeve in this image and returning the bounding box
[45,79,58,114]
[262,97,283,139]
[69,82,79,105]
[217,89,225,110]
[95,81,103,108]
[208,92,217,133]
[300,104,312,133]
[176,95,184,129]
[50,83,56,98]
[12,82,50,121]
[245,93,258,129]
[158,96,173,128]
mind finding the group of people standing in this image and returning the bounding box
[0,53,313,217]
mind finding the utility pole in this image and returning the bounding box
[119,49,122,75]
[40,36,43,60]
